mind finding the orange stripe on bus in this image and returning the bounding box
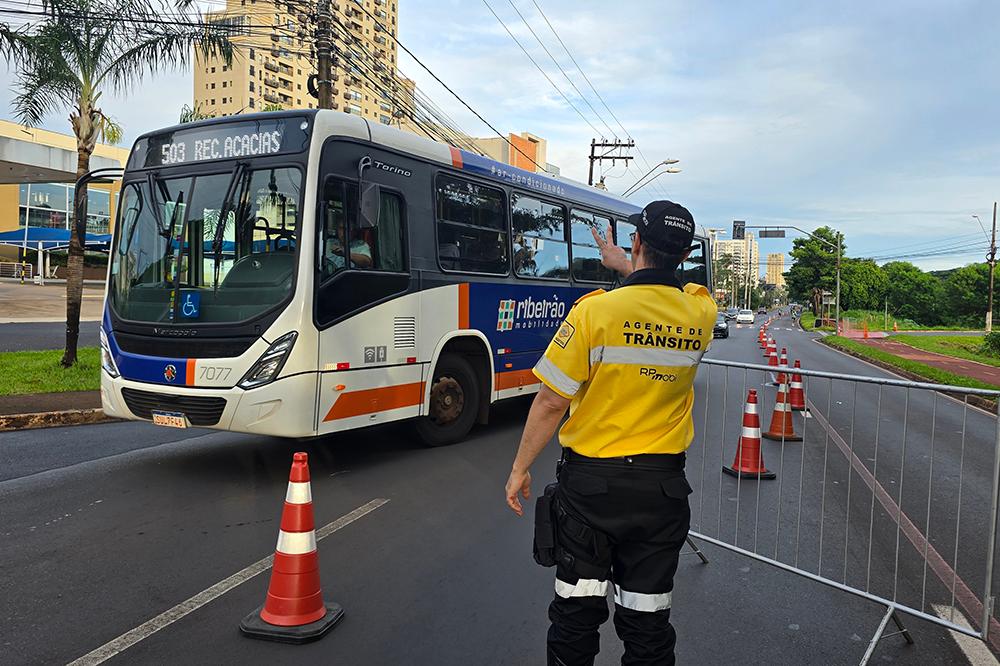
[323,382,426,421]
[449,146,464,169]
[458,283,470,329]
[186,360,197,386]
[495,369,539,391]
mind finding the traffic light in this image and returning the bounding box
[733,220,745,240]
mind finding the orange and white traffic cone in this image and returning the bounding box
[763,380,802,441]
[788,360,806,411]
[240,452,344,643]
[723,389,776,479]
[768,344,779,367]
[764,337,775,359]
[774,347,790,385]
[893,321,899,332]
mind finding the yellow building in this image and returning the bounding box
[194,0,406,126]
[0,119,129,261]
[766,253,786,287]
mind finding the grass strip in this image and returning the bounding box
[0,347,101,396]
[822,336,1000,394]
[889,335,1000,369]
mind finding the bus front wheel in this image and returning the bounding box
[415,353,480,447]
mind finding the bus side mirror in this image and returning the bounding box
[360,183,381,228]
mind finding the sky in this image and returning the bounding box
[2,0,998,273]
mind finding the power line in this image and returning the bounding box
[529,0,670,199]
[480,0,601,137]
[503,0,616,139]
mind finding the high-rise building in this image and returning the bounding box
[766,253,786,287]
[193,0,406,126]
[713,232,760,305]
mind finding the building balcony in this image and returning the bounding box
[264,61,279,72]
[264,77,279,88]
[263,93,281,104]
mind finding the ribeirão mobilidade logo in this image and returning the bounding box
[496,295,566,332]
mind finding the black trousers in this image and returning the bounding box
[548,449,691,666]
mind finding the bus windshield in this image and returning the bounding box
[109,165,302,324]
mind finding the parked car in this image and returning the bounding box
[736,309,755,325]
[713,314,729,338]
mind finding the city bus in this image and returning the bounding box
[99,110,712,445]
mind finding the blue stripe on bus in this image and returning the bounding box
[457,150,643,214]
[104,314,193,387]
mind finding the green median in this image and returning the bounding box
[0,348,101,396]
[889,334,1000,368]
[821,336,1000,393]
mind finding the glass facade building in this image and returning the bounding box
[17,183,115,234]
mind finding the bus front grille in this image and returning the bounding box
[120,388,227,426]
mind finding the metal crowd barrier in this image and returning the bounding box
[687,357,1000,664]
[0,262,33,280]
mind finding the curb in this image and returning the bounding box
[0,408,119,432]
[818,338,998,413]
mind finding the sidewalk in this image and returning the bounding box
[858,339,1000,386]
[0,282,104,323]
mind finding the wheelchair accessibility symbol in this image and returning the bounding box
[180,291,201,319]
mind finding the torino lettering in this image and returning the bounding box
[515,296,566,320]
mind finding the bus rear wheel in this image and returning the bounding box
[415,353,480,447]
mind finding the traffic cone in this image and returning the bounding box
[788,360,806,411]
[774,347,790,385]
[863,321,869,339]
[893,321,899,332]
[764,337,775,358]
[240,452,344,643]
[759,329,767,348]
[763,380,802,441]
[768,344,779,367]
[723,390,776,480]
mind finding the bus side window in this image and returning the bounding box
[319,179,405,279]
[679,239,708,288]
[436,174,508,275]
[570,209,614,283]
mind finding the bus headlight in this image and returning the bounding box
[100,329,120,378]
[239,332,297,389]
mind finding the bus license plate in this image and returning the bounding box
[152,411,188,428]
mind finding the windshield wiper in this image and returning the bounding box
[211,162,248,291]
[167,190,187,321]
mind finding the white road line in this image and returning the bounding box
[66,498,390,666]
[930,604,999,665]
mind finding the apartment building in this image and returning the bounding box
[765,253,786,287]
[193,0,407,127]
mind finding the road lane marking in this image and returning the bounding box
[66,498,390,666]
[808,404,1000,652]
[930,604,999,665]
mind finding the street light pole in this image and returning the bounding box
[835,232,842,333]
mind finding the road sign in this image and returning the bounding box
[759,229,786,238]
[733,220,745,240]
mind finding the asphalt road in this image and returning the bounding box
[0,320,101,352]
[0,316,996,665]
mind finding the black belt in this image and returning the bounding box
[561,447,686,471]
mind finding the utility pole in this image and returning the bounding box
[988,202,997,333]
[588,139,634,186]
[315,0,334,110]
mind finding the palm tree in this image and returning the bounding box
[179,102,212,124]
[0,0,234,366]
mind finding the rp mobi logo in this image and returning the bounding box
[497,299,516,331]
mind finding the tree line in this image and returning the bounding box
[785,226,995,327]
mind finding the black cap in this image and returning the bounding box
[627,200,696,254]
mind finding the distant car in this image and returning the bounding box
[714,314,729,338]
[736,309,755,325]
[724,307,739,321]
[758,307,767,315]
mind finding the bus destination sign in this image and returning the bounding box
[130,117,310,169]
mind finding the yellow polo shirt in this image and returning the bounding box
[533,269,716,457]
